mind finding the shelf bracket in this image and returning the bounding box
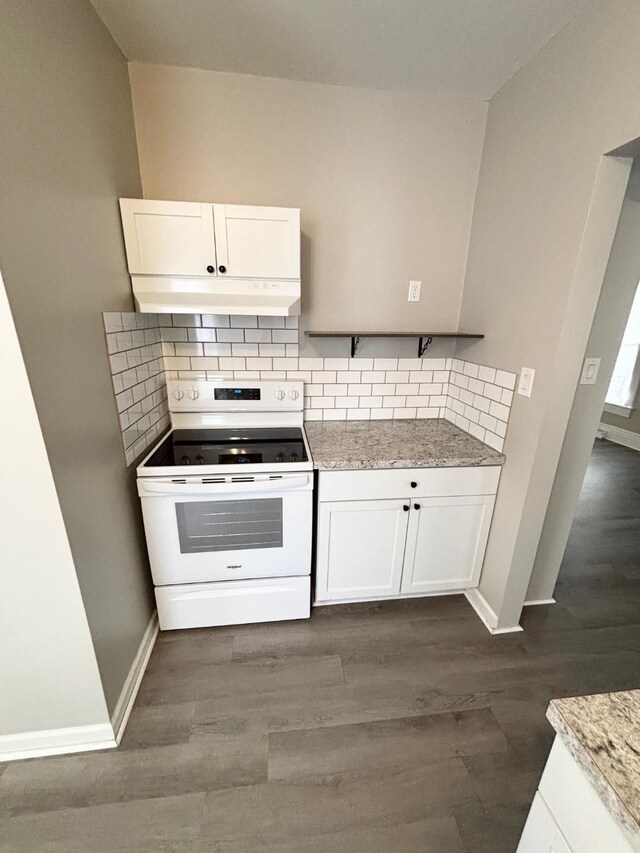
[418,336,433,357]
[351,336,360,358]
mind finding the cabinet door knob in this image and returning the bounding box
[206,265,215,273]
[414,503,421,510]
[218,265,227,273]
[410,481,417,488]
[403,504,410,512]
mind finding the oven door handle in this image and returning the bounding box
[138,474,310,497]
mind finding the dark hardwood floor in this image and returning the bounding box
[1,439,639,852]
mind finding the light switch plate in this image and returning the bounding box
[517,367,535,397]
[580,357,601,385]
[408,280,421,302]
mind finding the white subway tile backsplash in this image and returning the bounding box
[324,358,349,370]
[106,314,516,457]
[203,343,232,356]
[272,329,298,344]
[258,316,285,328]
[231,344,260,357]
[202,314,230,328]
[312,371,337,383]
[103,312,169,465]
[231,314,257,328]
[350,358,373,371]
[489,401,510,422]
[245,329,272,343]
[217,329,245,343]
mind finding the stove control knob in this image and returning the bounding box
[187,388,199,400]
[173,388,185,400]
[276,452,286,462]
[288,389,299,400]
[289,452,299,462]
[274,389,286,400]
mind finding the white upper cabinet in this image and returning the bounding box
[119,199,216,277]
[119,199,300,281]
[214,205,300,280]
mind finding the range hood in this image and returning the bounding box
[132,276,301,317]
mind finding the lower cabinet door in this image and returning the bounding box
[315,500,410,602]
[517,793,572,853]
[400,495,495,594]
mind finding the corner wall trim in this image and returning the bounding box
[465,588,523,635]
[597,422,640,452]
[0,724,116,763]
[523,598,557,606]
[111,610,159,744]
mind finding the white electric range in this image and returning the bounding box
[137,379,313,630]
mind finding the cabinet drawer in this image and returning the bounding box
[318,466,501,503]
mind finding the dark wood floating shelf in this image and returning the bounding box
[306,331,484,357]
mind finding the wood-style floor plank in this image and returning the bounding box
[0,439,638,852]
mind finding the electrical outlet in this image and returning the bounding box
[408,280,421,302]
[517,367,535,397]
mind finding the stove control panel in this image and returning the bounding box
[167,379,305,413]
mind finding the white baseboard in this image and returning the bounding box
[111,611,159,744]
[465,588,523,635]
[598,421,640,452]
[523,598,557,606]
[0,723,116,763]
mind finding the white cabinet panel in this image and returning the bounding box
[400,495,495,594]
[214,204,300,280]
[317,467,501,503]
[316,500,409,602]
[517,793,571,853]
[119,199,216,276]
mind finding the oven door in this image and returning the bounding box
[137,473,312,586]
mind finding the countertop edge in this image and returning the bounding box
[313,455,506,471]
[546,701,640,849]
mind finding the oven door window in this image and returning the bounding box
[175,498,283,554]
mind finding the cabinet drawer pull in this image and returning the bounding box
[410,481,417,488]
[206,265,215,273]
[414,503,421,510]
[403,504,410,511]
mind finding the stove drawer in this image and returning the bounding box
[155,576,311,630]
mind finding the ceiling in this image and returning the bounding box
[89,0,592,100]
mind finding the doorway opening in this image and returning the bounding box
[526,158,640,627]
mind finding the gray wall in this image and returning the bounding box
[0,0,154,714]
[128,63,487,341]
[601,405,640,435]
[454,0,640,628]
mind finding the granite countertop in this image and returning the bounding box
[548,690,640,848]
[303,418,505,470]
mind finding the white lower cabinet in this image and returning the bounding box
[317,500,409,601]
[517,737,634,852]
[314,466,501,604]
[518,794,572,853]
[401,495,495,595]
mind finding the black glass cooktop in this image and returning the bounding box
[143,428,308,467]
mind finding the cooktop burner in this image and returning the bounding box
[142,428,309,467]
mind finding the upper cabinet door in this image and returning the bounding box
[400,495,496,595]
[213,205,300,279]
[119,199,216,276]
